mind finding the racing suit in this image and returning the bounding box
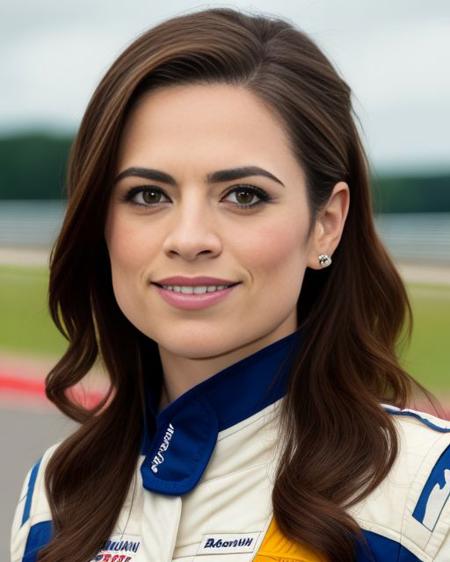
[10,328,450,561]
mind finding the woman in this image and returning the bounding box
[11,7,450,562]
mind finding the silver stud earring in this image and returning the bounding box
[318,254,332,268]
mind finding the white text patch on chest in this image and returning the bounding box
[196,532,261,555]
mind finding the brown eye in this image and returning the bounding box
[123,186,170,207]
[142,189,165,205]
[234,189,255,206]
[224,185,271,209]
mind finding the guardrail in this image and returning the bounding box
[0,201,449,263]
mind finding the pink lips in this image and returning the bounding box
[153,283,240,310]
[154,275,237,286]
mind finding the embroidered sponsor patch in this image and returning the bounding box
[413,444,450,531]
[196,532,261,555]
[90,535,141,561]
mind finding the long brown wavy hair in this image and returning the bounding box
[40,7,440,562]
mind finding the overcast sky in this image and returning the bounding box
[1,0,450,172]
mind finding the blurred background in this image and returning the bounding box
[1,1,449,557]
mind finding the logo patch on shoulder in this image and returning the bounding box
[91,535,141,561]
[196,532,261,555]
[413,444,450,531]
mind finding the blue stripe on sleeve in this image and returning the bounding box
[356,529,423,561]
[22,520,53,562]
[21,458,42,527]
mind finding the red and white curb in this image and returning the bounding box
[0,372,107,412]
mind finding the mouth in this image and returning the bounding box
[152,281,241,310]
[151,282,241,289]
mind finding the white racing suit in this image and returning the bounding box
[10,329,450,561]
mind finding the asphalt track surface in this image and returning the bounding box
[0,357,105,561]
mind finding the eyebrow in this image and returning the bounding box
[113,165,285,187]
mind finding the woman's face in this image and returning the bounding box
[105,83,345,362]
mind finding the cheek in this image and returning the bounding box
[232,217,307,327]
[234,219,307,282]
[105,212,150,273]
[104,211,154,318]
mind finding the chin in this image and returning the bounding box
[157,329,238,357]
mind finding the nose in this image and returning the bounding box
[161,200,222,261]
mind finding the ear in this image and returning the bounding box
[307,181,350,270]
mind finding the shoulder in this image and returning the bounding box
[384,402,450,435]
[385,403,450,485]
[350,404,450,561]
[11,441,144,562]
[10,442,60,562]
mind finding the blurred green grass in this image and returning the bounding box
[0,265,449,392]
[0,265,67,356]
[401,283,450,392]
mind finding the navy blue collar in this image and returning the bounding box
[140,327,303,496]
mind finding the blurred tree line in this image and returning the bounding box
[0,131,449,212]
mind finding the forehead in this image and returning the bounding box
[116,83,300,177]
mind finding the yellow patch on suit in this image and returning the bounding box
[253,516,327,561]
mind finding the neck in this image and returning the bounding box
[157,322,298,408]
